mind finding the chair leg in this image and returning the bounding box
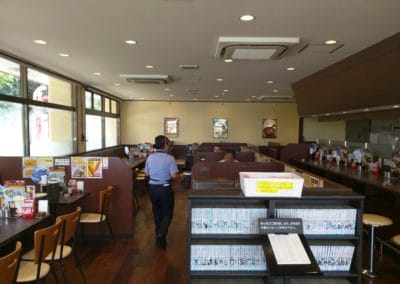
[50,265,60,284]
[133,190,140,208]
[363,225,378,278]
[59,259,68,284]
[73,250,87,284]
[106,219,114,239]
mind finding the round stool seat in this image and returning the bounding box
[391,234,400,246]
[363,214,393,227]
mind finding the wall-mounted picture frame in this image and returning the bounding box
[262,118,277,138]
[164,117,179,137]
[213,118,228,139]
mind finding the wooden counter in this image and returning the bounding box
[294,159,400,245]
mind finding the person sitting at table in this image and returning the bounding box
[219,149,239,163]
[213,144,223,152]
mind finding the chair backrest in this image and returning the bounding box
[99,185,114,214]
[34,219,62,264]
[0,241,22,284]
[56,207,81,245]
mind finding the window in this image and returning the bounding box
[0,101,24,155]
[27,69,72,106]
[0,57,20,97]
[29,106,74,156]
[93,93,102,111]
[85,90,120,150]
[85,114,102,151]
[105,117,118,147]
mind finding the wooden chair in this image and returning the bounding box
[0,241,22,284]
[23,207,86,284]
[79,185,114,239]
[17,220,62,283]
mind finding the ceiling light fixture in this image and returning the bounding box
[215,95,220,98]
[58,53,70,57]
[364,108,369,112]
[272,89,279,93]
[251,95,256,98]
[114,83,120,86]
[325,40,337,45]
[217,78,223,82]
[33,40,47,45]
[164,88,170,91]
[393,105,399,108]
[169,94,174,97]
[145,65,154,69]
[224,59,233,63]
[223,89,228,92]
[125,40,137,45]
[239,14,255,22]
[266,80,274,84]
[286,67,296,71]
[93,72,101,76]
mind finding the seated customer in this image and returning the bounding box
[213,144,223,152]
[219,149,239,162]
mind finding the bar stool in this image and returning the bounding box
[362,213,393,278]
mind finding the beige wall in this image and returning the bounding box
[303,117,345,141]
[121,101,299,146]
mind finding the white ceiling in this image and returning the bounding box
[1,0,399,103]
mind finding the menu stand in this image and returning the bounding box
[259,218,321,284]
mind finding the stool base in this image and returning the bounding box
[363,269,378,278]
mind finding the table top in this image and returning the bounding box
[300,160,400,196]
[0,215,50,248]
[122,158,146,169]
[52,191,89,205]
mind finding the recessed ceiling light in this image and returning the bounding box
[215,95,220,98]
[251,95,256,98]
[114,83,120,86]
[364,108,369,112]
[286,67,296,71]
[393,105,399,108]
[217,78,223,82]
[164,88,170,91]
[224,59,233,63]
[325,40,337,45]
[266,80,274,84]
[325,113,330,116]
[223,89,229,92]
[272,89,278,93]
[240,14,255,22]
[145,65,154,69]
[342,111,347,114]
[169,94,174,97]
[33,40,47,45]
[93,72,101,76]
[58,53,70,57]
[125,40,137,45]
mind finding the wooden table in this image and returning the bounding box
[0,215,51,256]
[48,192,89,223]
[122,158,146,170]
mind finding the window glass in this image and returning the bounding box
[29,105,73,156]
[0,101,24,155]
[105,117,118,147]
[111,100,117,114]
[85,91,92,109]
[93,94,102,111]
[27,69,72,106]
[85,114,102,150]
[0,57,20,97]
[104,98,110,113]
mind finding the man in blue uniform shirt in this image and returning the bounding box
[145,135,181,248]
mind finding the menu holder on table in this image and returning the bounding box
[258,218,321,277]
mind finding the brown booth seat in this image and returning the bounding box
[193,151,255,163]
[280,143,310,164]
[191,161,285,190]
[197,142,247,152]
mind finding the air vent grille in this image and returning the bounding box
[120,74,171,84]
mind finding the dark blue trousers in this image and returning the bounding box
[148,184,174,236]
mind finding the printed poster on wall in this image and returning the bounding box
[22,157,54,178]
[87,157,103,178]
[71,157,86,178]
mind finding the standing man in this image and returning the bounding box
[145,135,181,248]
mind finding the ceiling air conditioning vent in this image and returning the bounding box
[215,36,300,60]
[120,74,171,84]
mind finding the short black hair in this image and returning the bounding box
[154,135,170,149]
[224,149,236,158]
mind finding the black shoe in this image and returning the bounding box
[156,234,167,248]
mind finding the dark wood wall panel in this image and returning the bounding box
[293,32,400,116]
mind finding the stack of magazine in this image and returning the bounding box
[309,241,355,272]
[191,244,266,271]
[275,205,357,235]
[191,206,268,234]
